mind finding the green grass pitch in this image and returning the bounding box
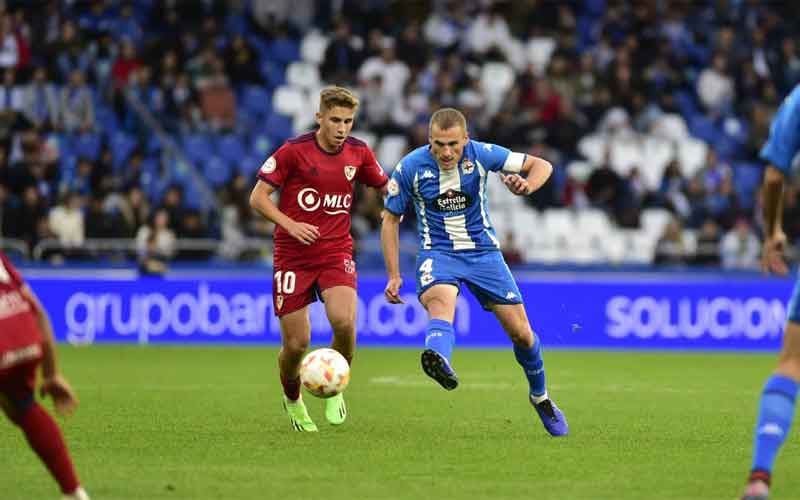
[3,346,799,499]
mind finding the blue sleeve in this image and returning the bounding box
[473,140,513,172]
[383,160,413,216]
[760,85,800,175]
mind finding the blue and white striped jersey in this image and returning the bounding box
[761,83,800,176]
[384,139,525,252]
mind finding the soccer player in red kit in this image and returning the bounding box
[0,252,89,499]
[249,86,388,432]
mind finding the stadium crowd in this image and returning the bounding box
[0,0,798,269]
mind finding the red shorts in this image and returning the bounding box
[0,322,43,403]
[272,256,357,317]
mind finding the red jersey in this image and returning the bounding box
[0,252,42,367]
[257,132,388,263]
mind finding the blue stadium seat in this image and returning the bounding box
[95,105,118,136]
[216,134,247,165]
[73,132,102,161]
[109,131,139,171]
[250,132,273,158]
[264,112,293,145]
[733,162,764,210]
[266,38,301,66]
[241,85,272,118]
[238,154,262,177]
[260,60,287,89]
[688,115,718,144]
[202,156,233,188]
[181,133,215,164]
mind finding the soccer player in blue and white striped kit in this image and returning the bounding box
[741,84,800,500]
[380,108,568,436]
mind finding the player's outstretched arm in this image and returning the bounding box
[249,180,320,245]
[381,210,404,304]
[20,284,78,417]
[501,156,553,196]
[760,165,788,275]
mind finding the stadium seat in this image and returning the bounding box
[250,132,273,158]
[181,133,215,164]
[688,115,718,144]
[351,130,377,149]
[640,136,675,190]
[566,160,593,183]
[286,61,321,90]
[300,30,329,65]
[525,36,556,76]
[216,134,247,165]
[203,156,233,188]
[109,131,139,171]
[577,133,608,166]
[676,137,709,179]
[650,113,689,142]
[609,134,643,176]
[640,208,672,238]
[260,60,287,89]
[241,85,272,119]
[480,62,515,116]
[73,132,102,161]
[575,208,612,237]
[272,85,306,117]
[238,154,262,177]
[264,112,293,144]
[376,135,409,171]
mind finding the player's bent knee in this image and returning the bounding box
[328,314,355,335]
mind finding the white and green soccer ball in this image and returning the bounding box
[299,348,350,398]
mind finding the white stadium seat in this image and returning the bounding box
[272,85,306,116]
[376,135,408,171]
[286,61,321,90]
[300,30,329,66]
[526,36,556,77]
[480,62,515,116]
[640,208,672,238]
[577,133,608,167]
[676,137,709,180]
[650,113,689,142]
[640,136,675,190]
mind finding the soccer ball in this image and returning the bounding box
[299,348,350,398]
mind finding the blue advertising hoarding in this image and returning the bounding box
[25,270,795,351]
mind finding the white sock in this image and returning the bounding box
[63,486,90,500]
[530,392,549,405]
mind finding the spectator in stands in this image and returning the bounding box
[358,36,410,99]
[136,208,175,274]
[53,20,90,84]
[654,217,688,265]
[175,209,212,260]
[720,217,760,270]
[697,52,735,117]
[22,67,60,132]
[0,13,19,69]
[693,218,721,266]
[47,190,84,250]
[0,68,24,133]
[198,56,236,131]
[0,183,20,237]
[84,194,124,239]
[321,20,363,85]
[59,69,94,133]
[115,186,150,238]
[501,231,523,266]
[224,34,262,86]
[159,184,187,232]
[396,21,428,71]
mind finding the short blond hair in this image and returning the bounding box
[429,108,467,135]
[319,86,359,112]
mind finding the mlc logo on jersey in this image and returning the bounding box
[344,165,356,181]
[297,187,352,215]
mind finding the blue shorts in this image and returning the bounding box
[415,249,523,311]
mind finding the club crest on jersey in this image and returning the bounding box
[344,258,355,274]
[387,178,400,197]
[276,295,284,311]
[461,159,475,174]
[260,156,277,174]
[344,165,356,181]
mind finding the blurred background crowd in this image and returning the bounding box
[0,0,798,271]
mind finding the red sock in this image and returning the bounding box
[13,403,80,494]
[280,374,301,400]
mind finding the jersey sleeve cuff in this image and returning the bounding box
[501,152,525,173]
[257,174,281,188]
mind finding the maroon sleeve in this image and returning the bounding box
[356,146,389,188]
[257,142,294,189]
[0,252,24,287]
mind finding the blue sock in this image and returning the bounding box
[751,374,798,474]
[514,335,546,397]
[425,319,454,362]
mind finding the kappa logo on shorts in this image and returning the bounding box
[276,295,284,310]
[344,165,356,181]
[344,258,355,274]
